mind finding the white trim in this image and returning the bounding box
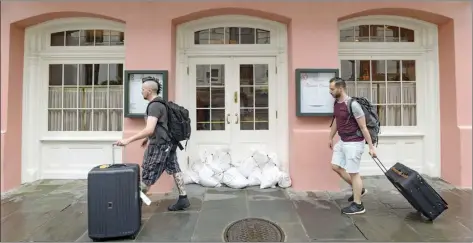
[176,15,289,172]
[338,15,441,178]
[22,17,126,184]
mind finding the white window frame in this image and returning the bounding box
[22,18,126,182]
[23,17,126,140]
[338,15,441,177]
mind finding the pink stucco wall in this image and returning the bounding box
[1,1,471,192]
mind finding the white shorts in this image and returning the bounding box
[331,140,365,174]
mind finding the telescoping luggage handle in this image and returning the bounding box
[110,144,126,168]
[371,155,389,174]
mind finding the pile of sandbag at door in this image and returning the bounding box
[182,148,292,189]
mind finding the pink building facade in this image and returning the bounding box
[1,1,471,193]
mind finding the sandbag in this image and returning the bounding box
[238,157,258,178]
[260,163,282,189]
[268,153,281,169]
[214,148,232,171]
[247,168,263,186]
[252,150,270,168]
[278,171,292,188]
[189,159,204,174]
[222,167,249,189]
[183,170,200,184]
[198,164,221,187]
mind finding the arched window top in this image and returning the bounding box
[50,29,124,46]
[340,24,414,43]
[194,27,270,45]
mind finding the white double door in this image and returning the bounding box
[186,57,277,163]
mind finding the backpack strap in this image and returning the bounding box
[146,98,182,149]
[329,100,337,127]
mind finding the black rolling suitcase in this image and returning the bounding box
[372,156,448,221]
[87,145,142,241]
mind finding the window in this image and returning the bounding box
[194,27,270,44]
[239,64,269,130]
[340,59,417,126]
[340,25,414,42]
[50,30,125,46]
[48,63,124,131]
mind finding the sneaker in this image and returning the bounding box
[347,188,367,202]
[168,195,190,211]
[341,202,365,215]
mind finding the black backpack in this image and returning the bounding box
[146,98,191,150]
[330,97,381,146]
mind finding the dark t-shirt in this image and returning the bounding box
[145,99,170,145]
[334,97,365,142]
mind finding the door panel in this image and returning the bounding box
[231,57,277,161]
[188,58,233,161]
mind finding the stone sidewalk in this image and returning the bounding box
[1,177,471,242]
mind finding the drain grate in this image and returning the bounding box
[223,218,285,242]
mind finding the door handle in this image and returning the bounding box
[226,114,231,124]
[235,113,239,124]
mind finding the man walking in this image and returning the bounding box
[328,77,377,215]
[114,76,190,211]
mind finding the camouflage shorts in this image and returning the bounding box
[141,143,180,186]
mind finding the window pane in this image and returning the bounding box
[386,105,402,126]
[402,83,416,104]
[110,31,124,45]
[355,25,369,42]
[340,60,355,81]
[225,27,239,44]
[196,109,210,130]
[196,65,210,86]
[371,82,386,104]
[78,64,93,109]
[356,83,370,100]
[256,29,270,44]
[49,87,62,109]
[240,87,254,108]
[386,83,401,104]
[255,88,268,107]
[386,60,401,81]
[51,32,65,46]
[78,110,92,131]
[402,105,417,126]
[211,87,225,108]
[240,64,253,85]
[371,60,386,81]
[48,110,62,131]
[340,27,354,42]
[109,109,123,131]
[196,87,210,108]
[356,60,371,81]
[194,29,209,44]
[65,30,80,46]
[95,30,110,46]
[209,28,224,44]
[109,64,123,109]
[240,109,254,130]
[402,60,416,81]
[210,64,225,86]
[94,64,109,109]
[385,26,400,42]
[374,105,387,126]
[370,25,384,42]
[63,109,78,131]
[211,109,225,130]
[240,28,255,44]
[254,64,268,85]
[63,64,78,109]
[93,110,107,131]
[400,28,414,42]
[49,64,63,86]
[80,30,94,46]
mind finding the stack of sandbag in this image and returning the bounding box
[182,147,292,189]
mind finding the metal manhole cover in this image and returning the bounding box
[224,218,285,242]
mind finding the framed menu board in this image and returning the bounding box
[295,69,339,116]
[124,70,168,118]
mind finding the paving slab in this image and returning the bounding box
[1,177,471,242]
